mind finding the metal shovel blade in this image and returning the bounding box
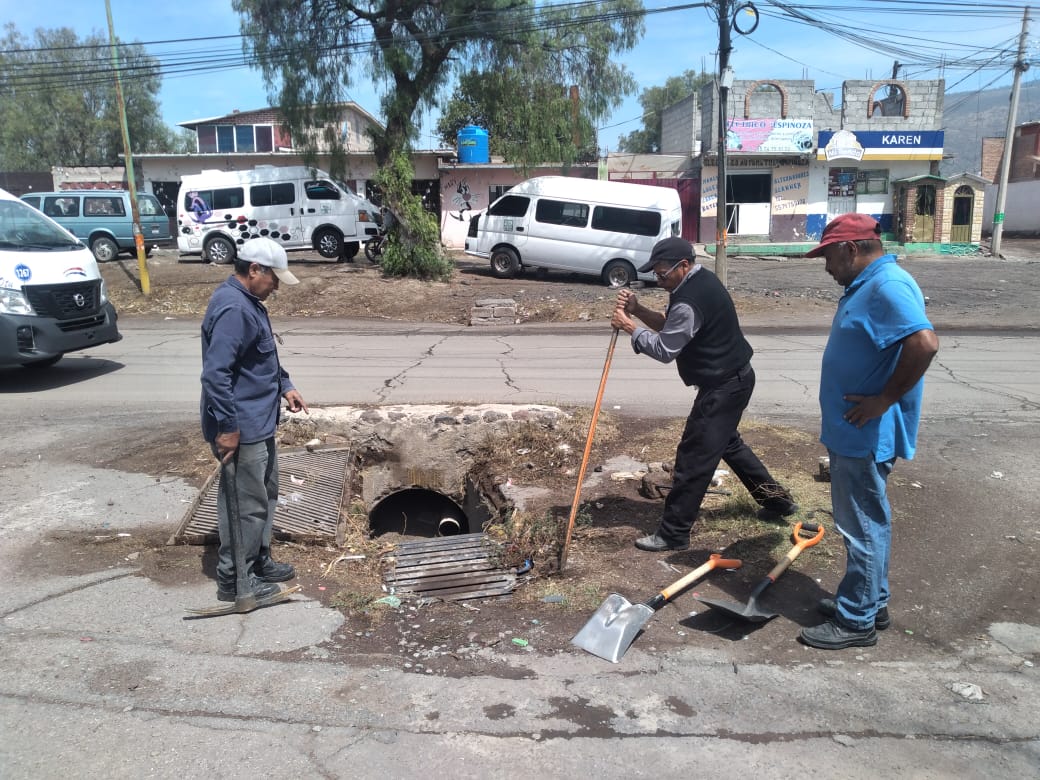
[694,593,777,624]
[571,593,656,663]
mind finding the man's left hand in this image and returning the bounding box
[842,394,889,428]
[284,389,309,414]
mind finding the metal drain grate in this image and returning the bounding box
[171,447,353,544]
[382,533,516,602]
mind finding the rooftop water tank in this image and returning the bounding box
[457,125,489,164]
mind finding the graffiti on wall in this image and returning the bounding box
[443,176,483,222]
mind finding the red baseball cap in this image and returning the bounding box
[806,213,882,257]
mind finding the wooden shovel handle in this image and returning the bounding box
[558,328,619,571]
[659,553,742,602]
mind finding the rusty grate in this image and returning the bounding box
[171,447,353,545]
[382,533,516,602]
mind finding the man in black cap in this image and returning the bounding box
[611,236,797,552]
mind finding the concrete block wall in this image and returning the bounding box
[661,94,699,155]
[981,137,1004,182]
[839,80,945,132]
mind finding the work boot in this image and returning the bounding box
[255,556,296,583]
[818,597,890,630]
[216,575,282,603]
[799,619,877,650]
[634,532,689,552]
[756,502,800,523]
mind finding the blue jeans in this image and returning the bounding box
[829,450,896,630]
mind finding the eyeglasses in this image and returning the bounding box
[653,259,686,278]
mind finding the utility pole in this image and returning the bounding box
[714,0,732,286]
[105,0,150,296]
[991,6,1031,258]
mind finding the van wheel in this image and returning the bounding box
[342,241,360,261]
[315,228,344,259]
[602,259,637,288]
[90,236,119,263]
[490,247,520,278]
[205,236,235,264]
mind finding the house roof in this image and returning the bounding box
[177,102,384,131]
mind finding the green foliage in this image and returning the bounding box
[234,1,645,170]
[373,152,453,281]
[616,69,714,153]
[0,24,188,169]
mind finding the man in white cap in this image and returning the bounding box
[200,237,307,602]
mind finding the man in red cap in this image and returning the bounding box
[611,236,798,553]
[800,214,939,649]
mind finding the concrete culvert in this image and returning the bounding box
[368,488,469,538]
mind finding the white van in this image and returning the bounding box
[464,176,684,287]
[0,187,121,368]
[176,165,380,263]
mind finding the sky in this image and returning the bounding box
[4,0,1038,152]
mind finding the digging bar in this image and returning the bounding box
[184,455,300,618]
[572,553,742,662]
[694,521,824,624]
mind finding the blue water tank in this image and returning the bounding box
[457,125,489,164]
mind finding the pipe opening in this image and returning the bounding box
[368,488,470,539]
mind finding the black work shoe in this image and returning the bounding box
[255,558,296,583]
[216,576,282,603]
[799,619,877,650]
[818,598,890,630]
[634,532,689,552]
[756,503,800,523]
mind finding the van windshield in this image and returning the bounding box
[0,200,84,250]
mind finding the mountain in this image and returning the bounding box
[940,79,1040,177]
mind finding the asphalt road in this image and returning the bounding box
[0,316,1038,777]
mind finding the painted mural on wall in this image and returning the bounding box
[443,176,484,222]
[726,119,814,154]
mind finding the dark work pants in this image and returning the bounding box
[215,438,279,587]
[659,365,793,543]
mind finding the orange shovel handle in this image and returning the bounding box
[659,553,742,602]
[764,521,825,583]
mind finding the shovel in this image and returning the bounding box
[185,455,301,618]
[694,521,824,624]
[572,553,742,662]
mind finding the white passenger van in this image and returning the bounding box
[176,165,380,263]
[464,176,684,287]
[0,187,121,368]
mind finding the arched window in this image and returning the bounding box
[867,82,909,118]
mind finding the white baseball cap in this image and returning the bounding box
[238,237,299,285]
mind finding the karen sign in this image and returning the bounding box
[818,129,944,161]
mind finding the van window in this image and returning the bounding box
[84,195,126,218]
[139,194,165,216]
[487,195,530,218]
[43,196,80,218]
[535,199,589,227]
[183,188,244,211]
[304,180,340,200]
[22,196,40,209]
[591,206,661,237]
[250,183,296,207]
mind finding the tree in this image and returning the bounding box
[234,0,644,171]
[616,69,713,153]
[435,69,604,171]
[0,24,186,170]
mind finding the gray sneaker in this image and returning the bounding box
[800,620,877,650]
[818,598,890,630]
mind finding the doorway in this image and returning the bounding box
[914,184,936,242]
[951,185,974,243]
[726,172,771,235]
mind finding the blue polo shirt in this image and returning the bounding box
[820,255,933,462]
[200,276,295,444]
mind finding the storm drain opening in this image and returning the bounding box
[369,488,469,538]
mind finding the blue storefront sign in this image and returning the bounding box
[817,129,944,161]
